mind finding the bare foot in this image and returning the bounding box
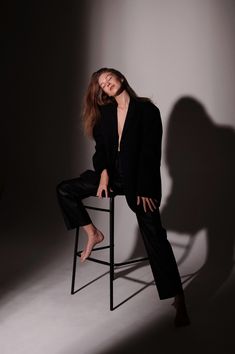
[80,229,104,262]
[173,294,191,327]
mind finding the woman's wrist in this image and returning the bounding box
[100,169,109,184]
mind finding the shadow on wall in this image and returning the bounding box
[98,96,235,309]
[78,97,235,354]
[0,1,88,300]
[161,96,235,308]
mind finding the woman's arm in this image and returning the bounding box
[137,103,162,208]
[92,121,110,198]
[96,168,109,198]
[92,121,107,174]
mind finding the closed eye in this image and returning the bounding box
[100,74,112,88]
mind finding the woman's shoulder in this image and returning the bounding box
[136,97,160,115]
[94,102,116,131]
[99,101,117,113]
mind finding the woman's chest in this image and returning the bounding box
[102,113,142,150]
[117,107,129,148]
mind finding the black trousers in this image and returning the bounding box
[56,168,183,300]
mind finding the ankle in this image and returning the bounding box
[175,292,187,308]
[83,223,97,237]
[87,229,96,238]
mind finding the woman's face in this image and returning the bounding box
[98,72,123,97]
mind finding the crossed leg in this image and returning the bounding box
[57,170,105,262]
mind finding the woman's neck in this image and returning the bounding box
[115,90,130,109]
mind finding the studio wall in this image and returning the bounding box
[2,0,235,303]
[78,0,235,300]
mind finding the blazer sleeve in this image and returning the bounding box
[137,102,163,198]
[92,120,107,174]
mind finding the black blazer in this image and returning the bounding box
[92,96,163,211]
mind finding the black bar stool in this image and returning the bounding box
[71,195,149,311]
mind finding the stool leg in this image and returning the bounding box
[71,228,79,294]
[109,197,115,310]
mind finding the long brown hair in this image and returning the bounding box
[81,67,151,138]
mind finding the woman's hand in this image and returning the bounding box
[137,196,158,212]
[96,169,109,198]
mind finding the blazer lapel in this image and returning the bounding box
[120,96,137,143]
[105,97,137,148]
[105,103,119,146]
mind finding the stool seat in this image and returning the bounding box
[71,195,149,311]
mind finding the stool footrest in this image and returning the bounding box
[77,245,111,255]
[79,256,110,266]
[76,252,149,267]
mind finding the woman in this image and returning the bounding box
[57,68,190,326]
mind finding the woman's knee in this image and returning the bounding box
[56,172,98,200]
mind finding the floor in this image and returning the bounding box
[0,224,234,354]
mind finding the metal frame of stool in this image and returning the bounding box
[71,195,149,311]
